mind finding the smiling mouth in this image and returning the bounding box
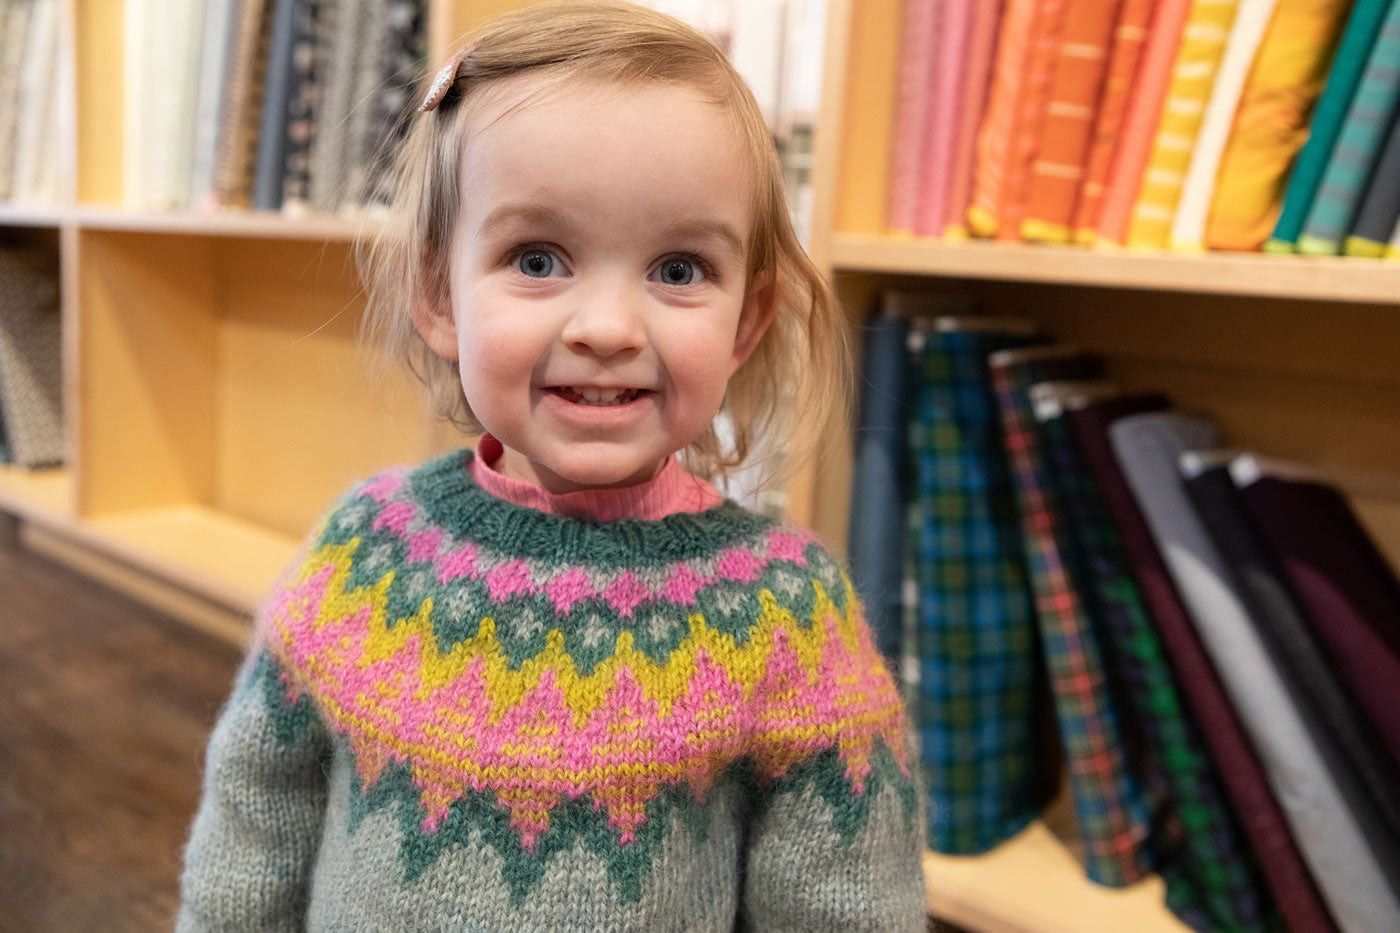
[547,386,649,407]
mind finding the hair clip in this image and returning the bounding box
[419,43,477,112]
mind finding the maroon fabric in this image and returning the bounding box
[1237,476,1400,775]
[1068,397,1339,933]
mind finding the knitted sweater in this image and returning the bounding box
[178,450,926,932]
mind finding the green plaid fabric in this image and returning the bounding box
[1037,403,1284,932]
[989,352,1156,887]
[905,322,1056,854]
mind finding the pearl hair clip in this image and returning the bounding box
[419,43,477,112]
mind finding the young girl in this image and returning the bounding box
[178,3,925,929]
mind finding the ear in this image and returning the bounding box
[730,269,777,375]
[410,293,460,361]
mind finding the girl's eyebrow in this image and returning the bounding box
[476,204,578,239]
[660,219,745,261]
[477,204,743,260]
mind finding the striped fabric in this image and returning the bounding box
[1000,1,1074,242]
[1345,103,1400,255]
[1205,0,1354,251]
[1169,0,1279,251]
[1034,393,1282,933]
[1126,0,1242,249]
[989,349,1156,887]
[1023,0,1126,243]
[906,321,1056,854]
[1297,0,1400,254]
[1071,0,1158,242]
[1267,0,1392,251]
[886,0,939,234]
[970,0,1042,237]
[945,1,1005,238]
[916,0,973,236]
[1096,0,1195,243]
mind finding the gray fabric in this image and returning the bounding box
[0,245,63,467]
[1110,411,1400,933]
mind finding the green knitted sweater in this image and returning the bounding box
[178,450,925,931]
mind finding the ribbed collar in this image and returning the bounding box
[469,434,723,522]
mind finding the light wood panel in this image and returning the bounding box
[0,467,73,523]
[73,206,376,242]
[72,0,124,204]
[76,230,219,516]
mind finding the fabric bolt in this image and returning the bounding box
[1204,0,1355,251]
[1022,0,1126,243]
[970,0,1042,237]
[1070,0,1160,242]
[1234,472,1400,774]
[1345,105,1400,255]
[340,0,388,212]
[1068,399,1339,933]
[281,0,322,212]
[1297,0,1400,254]
[906,322,1058,854]
[310,0,368,213]
[1111,411,1400,933]
[945,0,1005,238]
[1168,0,1278,251]
[1034,400,1279,933]
[1095,0,1194,243]
[915,0,972,236]
[989,351,1157,887]
[179,450,927,931]
[998,0,1074,242]
[885,0,940,233]
[213,0,273,209]
[1267,0,1392,251]
[847,314,911,667]
[253,0,299,212]
[0,246,62,468]
[1389,211,1400,254]
[359,0,427,207]
[1125,0,1242,249]
[1182,463,1400,857]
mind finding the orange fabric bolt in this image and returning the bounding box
[999,0,1073,242]
[1204,0,1353,251]
[1072,0,1161,241]
[1095,0,1193,244]
[970,0,1041,237]
[1023,0,1127,243]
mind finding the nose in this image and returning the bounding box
[559,275,647,358]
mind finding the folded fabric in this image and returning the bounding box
[999,1,1074,242]
[1069,399,1339,933]
[1181,459,1400,853]
[1096,0,1195,244]
[1344,105,1400,255]
[886,0,939,233]
[906,320,1058,854]
[1111,411,1400,933]
[1206,0,1355,251]
[916,0,973,236]
[848,313,910,667]
[0,246,63,468]
[1297,0,1400,254]
[1169,0,1279,250]
[1068,0,1157,242]
[1126,0,1242,249]
[971,0,1041,237]
[989,349,1158,887]
[1267,0,1392,252]
[945,2,1004,238]
[1023,0,1126,243]
[1034,388,1279,932]
[1233,465,1400,774]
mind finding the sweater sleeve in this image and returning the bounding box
[739,552,927,932]
[176,632,332,933]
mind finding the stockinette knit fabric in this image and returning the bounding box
[178,449,926,931]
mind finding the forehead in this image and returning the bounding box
[457,76,754,236]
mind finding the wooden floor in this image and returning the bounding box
[0,533,243,932]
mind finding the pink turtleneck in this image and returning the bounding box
[468,435,724,521]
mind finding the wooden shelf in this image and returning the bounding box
[830,233,1400,305]
[0,466,73,525]
[0,203,65,228]
[923,822,1189,933]
[70,206,380,242]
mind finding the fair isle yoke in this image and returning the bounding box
[180,449,926,930]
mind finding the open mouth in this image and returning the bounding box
[547,386,648,407]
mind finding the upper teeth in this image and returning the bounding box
[570,386,635,405]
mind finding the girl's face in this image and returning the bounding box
[426,78,771,495]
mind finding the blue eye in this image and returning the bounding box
[653,257,703,286]
[517,249,556,278]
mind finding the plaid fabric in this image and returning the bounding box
[989,352,1156,886]
[1037,405,1283,933]
[906,323,1056,854]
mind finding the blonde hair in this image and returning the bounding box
[358,0,849,487]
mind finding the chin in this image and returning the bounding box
[548,457,663,492]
